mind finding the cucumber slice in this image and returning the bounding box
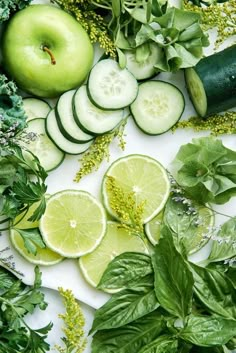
[73,85,124,135]
[87,58,138,110]
[185,44,236,117]
[56,90,94,143]
[46,109,93,155]
[130,80,185,135]
[23,118,65,171]
[124,43,161,81]
[23,97,51,121]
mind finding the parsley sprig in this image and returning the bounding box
[0,266,52,353]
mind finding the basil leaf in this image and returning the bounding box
[91,310,165,353]
[139,334,178,353]
[91,278,159,332]
[190,263,236,319]
[179,315,236,346]
[208,217,236,262]
[189,346,224,352]
[152,226,194,320]
[97,252,153,292]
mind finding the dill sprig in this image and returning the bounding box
[173,111,236,135]
[74,119,127,182]
[55,287,87,353]
[105,176,146,240]
[183,0,236,48]
[50,0,116,57]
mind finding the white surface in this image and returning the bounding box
[1,1,236,352]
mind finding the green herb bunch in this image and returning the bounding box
[90,219,236,353]
[0,266,52,352]
[0,74,48,233]
[0,0,32,22]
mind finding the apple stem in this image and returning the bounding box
[43,46,56,65]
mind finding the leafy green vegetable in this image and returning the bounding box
[0,144,47,228]
[0,266,52,352]
[207,217,236,263]
[134,7,209,71]
[190,263,236,319]
[0,0,32,22]
[171,136,236,204]
[152,226,194,321]
[179,315,236,347]
[97,252,153,292]
[91,310,165,353]
[91,277,159,332]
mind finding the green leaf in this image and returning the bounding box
[177,161,209,187]
[13,228,45,255]
[208,217,236,262]
[190,263,236,319]
[151,226,194,320]
[91,310,165,353]
[179,315,236,346]
[91,279,159,332]
[139,335,178,353]
[189,346,224,352]
[97,252,153,292]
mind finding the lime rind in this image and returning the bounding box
[39,189,107,258]
[101,154,170,224]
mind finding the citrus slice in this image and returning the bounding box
[102,154,170,224]
[39,190,107,257]
[144,211,163,246]
[10,203,63,266]
[79,221,149,289]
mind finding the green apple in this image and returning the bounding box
[1,5,94,98]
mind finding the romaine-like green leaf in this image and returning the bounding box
[91,310,165,353]
[179,315,236,346]
[97,252,153,292]
[151,226,194,320]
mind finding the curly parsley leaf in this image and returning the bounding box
[0,0,32,23]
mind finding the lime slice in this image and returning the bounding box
[39,190,107,257]
[79,221,149,288]
[10,203,63,266]
[144,211,163,246]
[102,154,170,224]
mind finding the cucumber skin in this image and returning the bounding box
[188,45,236,117]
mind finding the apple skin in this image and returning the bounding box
[1,5,94,98]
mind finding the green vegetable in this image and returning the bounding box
[134,7,209,71]
[207,217,236,263]
[91,277,158,332]
[97,252,153,292]
[185,45,236,117]
[171,136,236,204]
[91,217,236,352]
[151,226,194,321]
[0,266,52,352]
[91,310,165,353]
[0,0,32,22]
